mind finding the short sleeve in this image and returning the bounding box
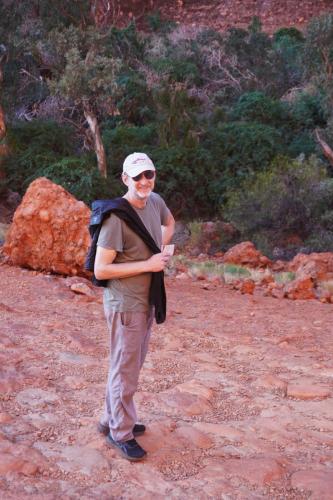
[154,193,171,225]
[97,214,123,252]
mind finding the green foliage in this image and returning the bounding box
[274,27,305,44]
[152,85,201,147]
[106,23,145,61]
[229,91,289,125]
[275,271,296,283]
[3,121,76,190]
[152,58,200,85]
[304,14,333,79]
[152,145,216,218]
[26,157,119,204]
[205,122,284,195]
[223,22,284,97]
[1,120,116,204]
[224,155,333,255]
[103,125,156,172]
[291,92,327,129]
[47,26,121,111]
[223,263,251,276]
[116,70,153,124]
[286,133,317,157]
[146,11,176,33]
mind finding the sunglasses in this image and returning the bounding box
[131,170,155,182]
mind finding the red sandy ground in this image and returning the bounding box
[0,263,332,499]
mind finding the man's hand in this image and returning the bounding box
[95,247,171,279]
[146,252,170,272]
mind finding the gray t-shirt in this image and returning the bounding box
[97,192,171,312]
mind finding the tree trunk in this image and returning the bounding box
[315,129,333,168]
[83,105,107,178]
[0,49,9,179]
[0,104,6,141]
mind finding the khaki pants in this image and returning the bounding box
[100,308,154,442]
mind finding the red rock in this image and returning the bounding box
[0,442,46,476]
[223,241,271,268]
[175,425,213,449]
[3,177,91,276]
[193,422,244,441]
[0,370,23,393]
[271,286,285,299]
[222,457,284,485]
[287,380,331,400]
[284,276,315,300]
[175,272,189,280]
[70,282,95,297]
[271,259,288,272]
[239,279,255,294]
[291,470,333,499]
[0,412,13,424]
[0,454,28,475]
[256,374,288,394]
[289,252,333,282]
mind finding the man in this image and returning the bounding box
[94,152,175,461]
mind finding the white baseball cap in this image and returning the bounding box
[123,152,156,177]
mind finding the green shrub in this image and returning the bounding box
[273,27,305,44]
[286,132,317,157]
[103,124,157,176]
[205,122,284,196]
[2,120,77,192]
[146,11,176,33]
[229,91,289,125]
[291,92,327,129]
[25,157,119,204]
[1,120,116,204]
[151,145,216,218]
[224,155,333,256]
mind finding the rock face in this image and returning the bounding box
[3,177,91,276]
[223,241,271,268]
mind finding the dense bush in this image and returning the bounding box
[27,157,119,204]
[205,122,284,188]
[224,155,333,256]
[228,91,289,125]
[3,121,76,190]
[2,121,116,204]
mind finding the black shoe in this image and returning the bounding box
[98,422,146,437]
[106,434,147,461]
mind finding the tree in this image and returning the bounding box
[46,26,121,177]
[304,14,333,160]
[0,0,123,178]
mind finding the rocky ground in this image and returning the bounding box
[102,0,333,34]
[0,263,332,499]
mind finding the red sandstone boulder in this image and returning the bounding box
[288,252,333,281]
[223,241,271,268]
[3,177,91,276]
[237,279,255,295]
[284,276,315,300]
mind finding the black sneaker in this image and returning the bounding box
[98,422,146,437]
[106,434,147,461]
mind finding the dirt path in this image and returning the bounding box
[0,264,332,499]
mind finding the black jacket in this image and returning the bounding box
[85,197,166,324]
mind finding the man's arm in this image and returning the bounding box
[161,213,175,246]
[94,246,169,280]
